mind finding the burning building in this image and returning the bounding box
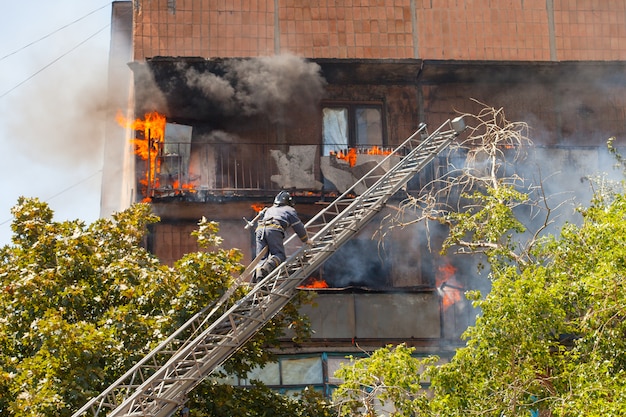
[103,0,626,397]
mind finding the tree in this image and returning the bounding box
[0,197,317,417]
[377,100,535,267]
[425,173,626,416]
[333,344,437,417]
[333,104,626,416]
[189,381,333,417]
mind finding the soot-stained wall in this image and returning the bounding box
[138,59,626,348]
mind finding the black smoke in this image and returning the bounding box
[182,53,327,124]
[321,238,390,288]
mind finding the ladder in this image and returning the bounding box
[72,116,465,417]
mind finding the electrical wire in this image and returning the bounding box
[0,24,110,99]
[43,169,103,203]
[0,3,113,234]
[0,3,111,62]
[0,169,103,227]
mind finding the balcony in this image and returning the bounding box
[135,142,437,203]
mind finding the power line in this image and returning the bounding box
[0,24,110,99]
[0,169,103,227]
[0,3,111,62]
[44,169,103,203]
[0,3,114,235]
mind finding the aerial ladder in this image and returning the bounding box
[72,116,466,417]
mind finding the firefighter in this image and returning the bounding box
[254,191,309,281]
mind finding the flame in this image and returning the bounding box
[366,145,392,156]
[251,203,265,213]
[437,264,457,281]
[330,148,358,167]
[172,180,197,193]
[330,146,392,167]
[299,277,329,288]
[116,110,196,200]
[116,111,166,199]
[436,263,462,310]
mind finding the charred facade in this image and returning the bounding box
[125,56,626,395]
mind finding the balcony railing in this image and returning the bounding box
[135,142,445,201]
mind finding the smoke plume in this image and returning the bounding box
[184,53,327,124]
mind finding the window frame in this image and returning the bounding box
[321,101,387,154]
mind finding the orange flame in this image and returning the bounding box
[436,263,462,310]
[330,146,392,167]
[366,145,392,156]
[116,111,166,199]
[116,110,196,200]
[251,203,265,213]
[330,148,357,167]
[172,180,197,193]
[299,277,329,289]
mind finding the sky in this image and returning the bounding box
[0,1,114,246]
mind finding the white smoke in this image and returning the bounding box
[0,1,116,245]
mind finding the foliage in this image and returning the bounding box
[377,101,534,262]
[188,381,333,417]
[425,183,626,417]
[333,107,626,416]
[0,197,315,417]
[333,344,437,417]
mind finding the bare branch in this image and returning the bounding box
[376,101,557,264]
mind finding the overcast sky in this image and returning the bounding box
[0,1,113,246]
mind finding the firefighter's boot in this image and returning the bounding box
[252,267,263,283]
[259,256,281,279]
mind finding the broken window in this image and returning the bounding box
[322,103,384,155]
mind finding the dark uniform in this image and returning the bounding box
[255,191,309,281]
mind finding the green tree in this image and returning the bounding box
[426,177,626,417]
[190,381,333,417]
[333,344,437,417]
[334,104,626,416]
[0,197,316,417]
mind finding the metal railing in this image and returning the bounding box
[137,142,443,200]
[145,143,284,196]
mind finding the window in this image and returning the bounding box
[322,103,384,156]
[216,355,324,389]
[355,107,383,147]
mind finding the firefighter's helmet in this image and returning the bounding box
[274,191,294,207]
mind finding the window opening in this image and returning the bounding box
[355,107,382,148]
[321,103,386,189]
[322,107,348,156]
[322,103,385,154]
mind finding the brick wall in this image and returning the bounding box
[150,219,254,266]
[149,223,200,265]
[555,0,626,60]
[132,0,626,61]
